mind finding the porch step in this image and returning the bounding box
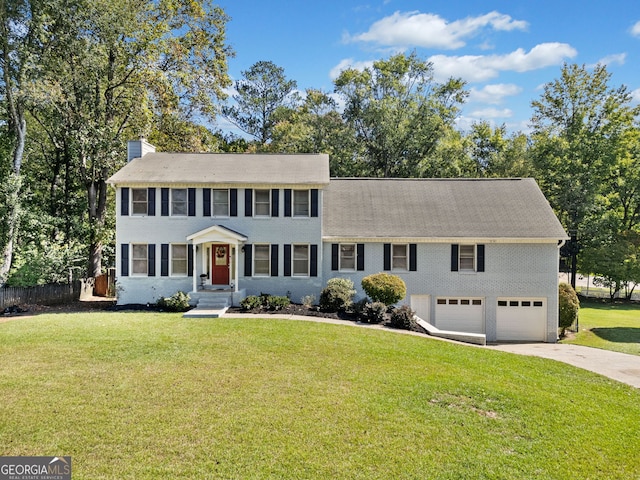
[183,297,229,318]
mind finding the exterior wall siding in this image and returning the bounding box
[321,242,560,343]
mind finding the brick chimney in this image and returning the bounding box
[127,137,156,162]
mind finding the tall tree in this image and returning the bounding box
[0,0,50,285]
[28,0,232,277]
[223,60,298,145]
[530,63,639,286]
[333,52,467,178]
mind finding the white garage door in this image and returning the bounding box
[496,298,546,341]
[410,295,430,323]
[435,297,484,334]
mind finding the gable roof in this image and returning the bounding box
[323,178,568,241]
[107,152,330,186]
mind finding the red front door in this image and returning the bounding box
[212,244,230,285]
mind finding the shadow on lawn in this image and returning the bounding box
[591,327,640,344]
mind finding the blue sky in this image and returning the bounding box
[216,0,640,136]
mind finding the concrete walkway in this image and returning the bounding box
[220,312,640,389]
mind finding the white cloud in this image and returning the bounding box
[345,10,528,50]
[595,53,626,66]
[429,42,578,82]
[631,21,640,37]
[329,58,375,80]
[630,88,640,104]
[468,108,513,119]
[468,84,522,104]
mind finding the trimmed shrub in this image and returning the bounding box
[351,298,369,316]
[362,301,388,324]
[319,278,356,312]
[266,295,290,310]
[157,291,191,312]
[559,283,579,335]
[361,273,406,305]
[301,295,316,307]
[389,305,417,331]
[240,295,262,310]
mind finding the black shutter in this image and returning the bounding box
[451,244,459,272]
[244,244,252,276]
[188,188,196,216]
[331,244,339,270]
[310,244,318,277]
[477,244,485,272]
[161,244,169,276]
[187,245,193,277]
[245,189,253,216]
[284,189,292,217]
[383,243,391,271]
[161,188,169,216]
[121,244,129,276]
[357,244,365,271]
[121,188,129,216]
[230,189,238,216]
[311,189,319,217]
[271,189,279,217]
[284,244,291,277]
[271,244,279,277]
[147,188,156,216]
[148,244,156,277]
[409,244,417,271]
[203,188,211,217]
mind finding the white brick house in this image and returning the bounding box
[108,139,568,342]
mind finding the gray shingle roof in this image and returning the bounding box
[323,178,568,240]
[107,153,330,186]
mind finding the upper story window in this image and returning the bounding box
[132,244,148,275]
[293,190,309,217]
[293,244,309,276]
[212,189,229,217]
[459,245,475,271]
[132,189,148,215]
[171,189,187,216]
[339,244,356,271]
[254,189,271,217]
[392,244,408,270]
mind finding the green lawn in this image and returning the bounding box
[0,312,638,479]
[561,300,640,356]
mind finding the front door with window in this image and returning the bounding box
[212,244,230,285]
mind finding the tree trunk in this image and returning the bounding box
[86,176,108,278]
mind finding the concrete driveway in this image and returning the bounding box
[487,343,640,389]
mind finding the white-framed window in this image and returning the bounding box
[212,189,229,217]
[132,244,148,275]
[253,244,270,276]
[293,244,309,276]
[131,188,148,215]
[459,245,475,271]
[392,244,408,270]
[254,189,271,217]
[293,190,310,217]
[171,188,187,216]
[339,244,356,271]
[171,244,188,276]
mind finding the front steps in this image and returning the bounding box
[183,292,234,318]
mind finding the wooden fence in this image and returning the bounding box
[0,281,83,309]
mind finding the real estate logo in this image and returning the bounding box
[0,456,71,480]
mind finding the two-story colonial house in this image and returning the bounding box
[108,139,568,343]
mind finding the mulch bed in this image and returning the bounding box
[225,304,358,321]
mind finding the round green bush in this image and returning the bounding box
[361,273,406,306]
[361,301,388,324]
[319,277,356,312]
[157,291,191,312]
[559,283,579,335]
[389,305,417,331]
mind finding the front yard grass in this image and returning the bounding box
[0,312,638,479]
[561,300,640,356]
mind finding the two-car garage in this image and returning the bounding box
[411,295,548,342]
